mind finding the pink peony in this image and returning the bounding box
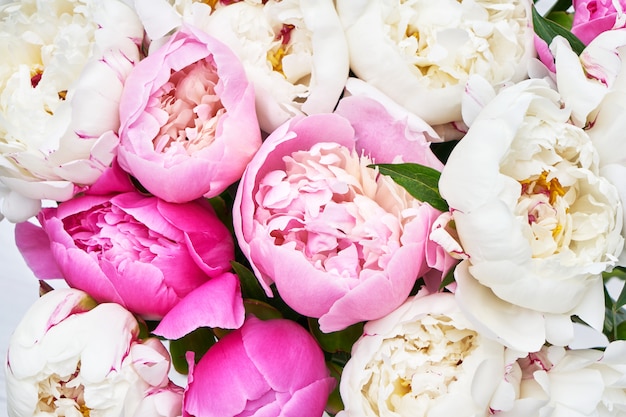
[15,163,243,339]
[572,0,626,45]
[117,25,261,203]
[234,95,452,333]
[183,316,335,417]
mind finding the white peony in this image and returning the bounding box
[552,30,626,264]
[5,289,183,417]
[498,342,626,416]
[439,78,624,352]
[134,0,350,133]
[335,0,535,127]
[0,0,143,222]
[338,291,516,417]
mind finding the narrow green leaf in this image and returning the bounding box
[532,5,585,55]
[243,299,283,320]
[604,266,626,281]
[614,281,626,310]
[231,261,268,302]
[369,163,449,212]
[545,11,574,30]
[325,361,345,416]
[546,0,573,13]
[439,264,457,290]
[616,320,626,341]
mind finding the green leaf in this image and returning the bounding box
[231,261,268,302]
[604,266,626,281]
[546,0,573,13]
[169,327,217,375]
[369,163,448,212]
[309,319,364,354]
[439,264,457,290]
[532,5,585,55]
[615,281,626,311]
[616,320,626,341]
[324,361,345,416]
[243,299,284,320]
[545,11,574,30]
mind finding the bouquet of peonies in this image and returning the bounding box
[4,0,626,416]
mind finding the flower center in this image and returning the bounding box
[267,23,295,75]
[62,202,178,265]
[361,315,478,415]
[152,59,225,156]
[516,171,571,258]
[37,362,90,417]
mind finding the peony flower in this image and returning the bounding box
[15,163,243,340]
[571,0,626,45]
[0,0,143,222]
[117,26,261,204]
[133,0,350,133]
[497,342,626,416]
[439,78,624,352]
[234,96,451,333]
[335,0,535,127]
[552,30,626,261]
[5,288,183,417]
[183,315,335,417]
[338,291,514,417]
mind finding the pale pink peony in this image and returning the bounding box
[15,163,243,339]
[117,25,261,203]
[234,95,452,332]
[183,316,335,417]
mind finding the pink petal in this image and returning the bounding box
[153,272,244,339]
[14,221,63,280]
[183,328,269,417]
[281,378,337,417]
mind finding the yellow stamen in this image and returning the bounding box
[267,46,287,75]
[79,405,91,417]
[201,0,219,9]
[520,171,566,205]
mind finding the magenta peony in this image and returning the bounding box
[183,316,335,417]
[15,163,243,339]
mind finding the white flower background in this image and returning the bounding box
[0,0,623,416]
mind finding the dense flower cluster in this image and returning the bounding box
[4,0,626,416]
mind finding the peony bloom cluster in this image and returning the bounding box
[0,0,143,222]
[5,288,183,417]
[7,1,626,417]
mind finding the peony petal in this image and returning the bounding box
[454,261,547,352]
[15,220,63,280]
[183,325,269,417]
[154,272,245,339]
